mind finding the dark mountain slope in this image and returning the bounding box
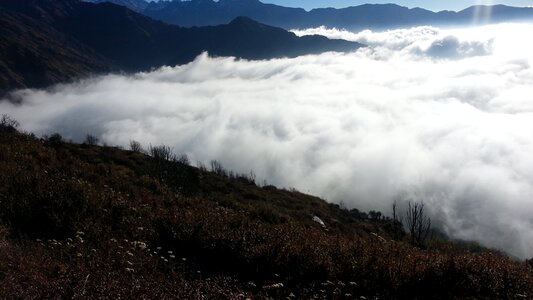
[0,0,80,21]
[1,119,533,298]
[186,16,357,59]
[143,0,533,30]
[0,9,110,92]
[58,5,358,70]
[0,0,361,91]
[56,2,190,71]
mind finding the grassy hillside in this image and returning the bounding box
[1,118,532,298]
[0,8,110,93]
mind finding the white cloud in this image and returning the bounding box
[292,25,495,59]
[3,23,533,258]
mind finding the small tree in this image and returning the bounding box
[248,170,256,183]
[369,210,382,221]
[527,258,533,269]
[130,140,143,152]
[387,200,405,240]
[176,154,190,166]
[197,161,207,172]
[84,134,99,145]
[406,201,431,247]
[47,133,64,146]
[210,160,227,176]
[148,144,175,182]
[392,200,399,223]
[0,114,19,133]
[149,144,175,162]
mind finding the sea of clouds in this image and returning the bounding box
[2,23,533,258]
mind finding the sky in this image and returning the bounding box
[3,23,533,258]
[257,0,533,12]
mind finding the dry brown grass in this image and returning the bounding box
[1,130,532,298]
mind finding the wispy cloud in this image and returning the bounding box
[3,23,533,258]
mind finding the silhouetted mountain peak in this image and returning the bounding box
[224,15,287,36]
[228,16,260,26]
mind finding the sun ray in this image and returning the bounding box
[473,0,494,25]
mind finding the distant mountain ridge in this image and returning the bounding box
[87,0,148,12]
[0,0,362,92]
[97,0,533,30]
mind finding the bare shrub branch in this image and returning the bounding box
[406,201,431,247]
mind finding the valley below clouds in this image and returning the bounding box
[3,23,533,258]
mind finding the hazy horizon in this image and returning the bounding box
[149,0,533,12]
[262,0,533,12]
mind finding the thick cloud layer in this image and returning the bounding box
[291,25,495,59]
[3,23,533,258]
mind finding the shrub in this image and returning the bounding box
[46,133,64,147]
[84,134,99,145]
[129,140,143,152]
[210,160,227,176]
[0,114,19,133]
[406,201,431,247]
[368,210,382,220]
[176,154,190,166]
[149,145,175,162]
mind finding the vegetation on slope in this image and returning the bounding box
[0,117,532,298]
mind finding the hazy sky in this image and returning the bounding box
[259,0,533,12]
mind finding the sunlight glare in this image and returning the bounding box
[473,0,494,24]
